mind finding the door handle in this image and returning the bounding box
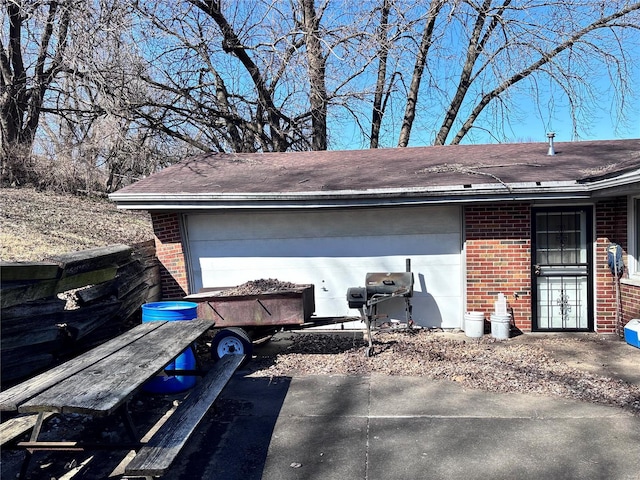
[533,264,541,276]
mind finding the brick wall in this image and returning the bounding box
[465,203,532,331]
[621,282,640,325]
[150,212,189,299]
[594,197,627,333]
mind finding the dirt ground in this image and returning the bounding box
[2,329,639,480]
[0,187,154,262]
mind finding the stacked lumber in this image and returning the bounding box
[0,241,161,385]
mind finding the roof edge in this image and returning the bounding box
[110,181,590,209]
[109,169,640,210]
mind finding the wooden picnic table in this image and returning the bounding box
[0,317,248,479]
[0,318,215,469]
[0,318,215,417]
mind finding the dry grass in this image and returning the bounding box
[0,187,154,262]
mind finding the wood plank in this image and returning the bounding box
[1,351,55,385]
[0,412,55,446]
[54,266,119,293]
[76,280,117,304]
[116,263,154,298]
[1,300,121,351]
[0,279,58,309]
[1,297,66,321]
[0,322,165,411]
[116,282,150,320]
[125,354,244,477]
[1,315,67,350]
[45,244,132,277]
[0,262,61,282]
[18,319,215,416]
[146,284,162,303]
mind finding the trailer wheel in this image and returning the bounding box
[211,328,253,365]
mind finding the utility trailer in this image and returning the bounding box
[185,283,351,362]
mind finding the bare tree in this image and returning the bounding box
[300,0,328,150]
[1,0,72,183]
[369,0,391,149]
[397,0,443,147]
[1,0,182,190]
[440,1,640,145]
[3,0,639,193]
[394,0,640,145]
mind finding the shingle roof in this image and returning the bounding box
[115,140,639,197]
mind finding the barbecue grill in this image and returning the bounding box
[346,268,414,357]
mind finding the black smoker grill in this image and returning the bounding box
[346,264,414,357]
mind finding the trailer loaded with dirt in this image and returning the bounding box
[186,266,415,362]
[186,279,328,362]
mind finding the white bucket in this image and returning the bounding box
[490,314,511,340]
[464,312,485,338]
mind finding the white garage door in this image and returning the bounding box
[184,205,462,329]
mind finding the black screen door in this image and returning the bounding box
[532,207,593,331]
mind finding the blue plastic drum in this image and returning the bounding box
[142,301,198,393]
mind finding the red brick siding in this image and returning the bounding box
[465,203,532,331]
[594,197,627,333]
[621,282,640,324]
[151,212,189,299]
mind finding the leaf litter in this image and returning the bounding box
[246,330,640,415]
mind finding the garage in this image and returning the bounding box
[183,205,462,329]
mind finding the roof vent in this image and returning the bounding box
[547,132,555,156]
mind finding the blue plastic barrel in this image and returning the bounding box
[142,301,198,393]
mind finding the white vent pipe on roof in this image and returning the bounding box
[547,132,555,156]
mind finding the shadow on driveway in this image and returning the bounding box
[162,375,291,480]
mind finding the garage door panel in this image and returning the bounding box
[196,257,461,328]
[191,233,460,260]
[185,206,462,329]
[195,254,461,327]
[186,206,460,241]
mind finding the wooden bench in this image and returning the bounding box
[0,412,55,447]
[124,354,245,478]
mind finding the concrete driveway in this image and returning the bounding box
[3,333,639,480]
[164,372,639,480]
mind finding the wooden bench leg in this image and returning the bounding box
[19,412,46,480]
[124,354,245,477]
[119,401,139,441]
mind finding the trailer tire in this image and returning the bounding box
[211,328,252,365]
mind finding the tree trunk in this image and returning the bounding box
[301,0,328,151]
[370,0,391,149]
[434,0,510,145]
[194,0,290,152]
[397,0,443,148]
[0,1,71,183]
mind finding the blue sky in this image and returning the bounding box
[331,95,639,150]
[324,2,640,149]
